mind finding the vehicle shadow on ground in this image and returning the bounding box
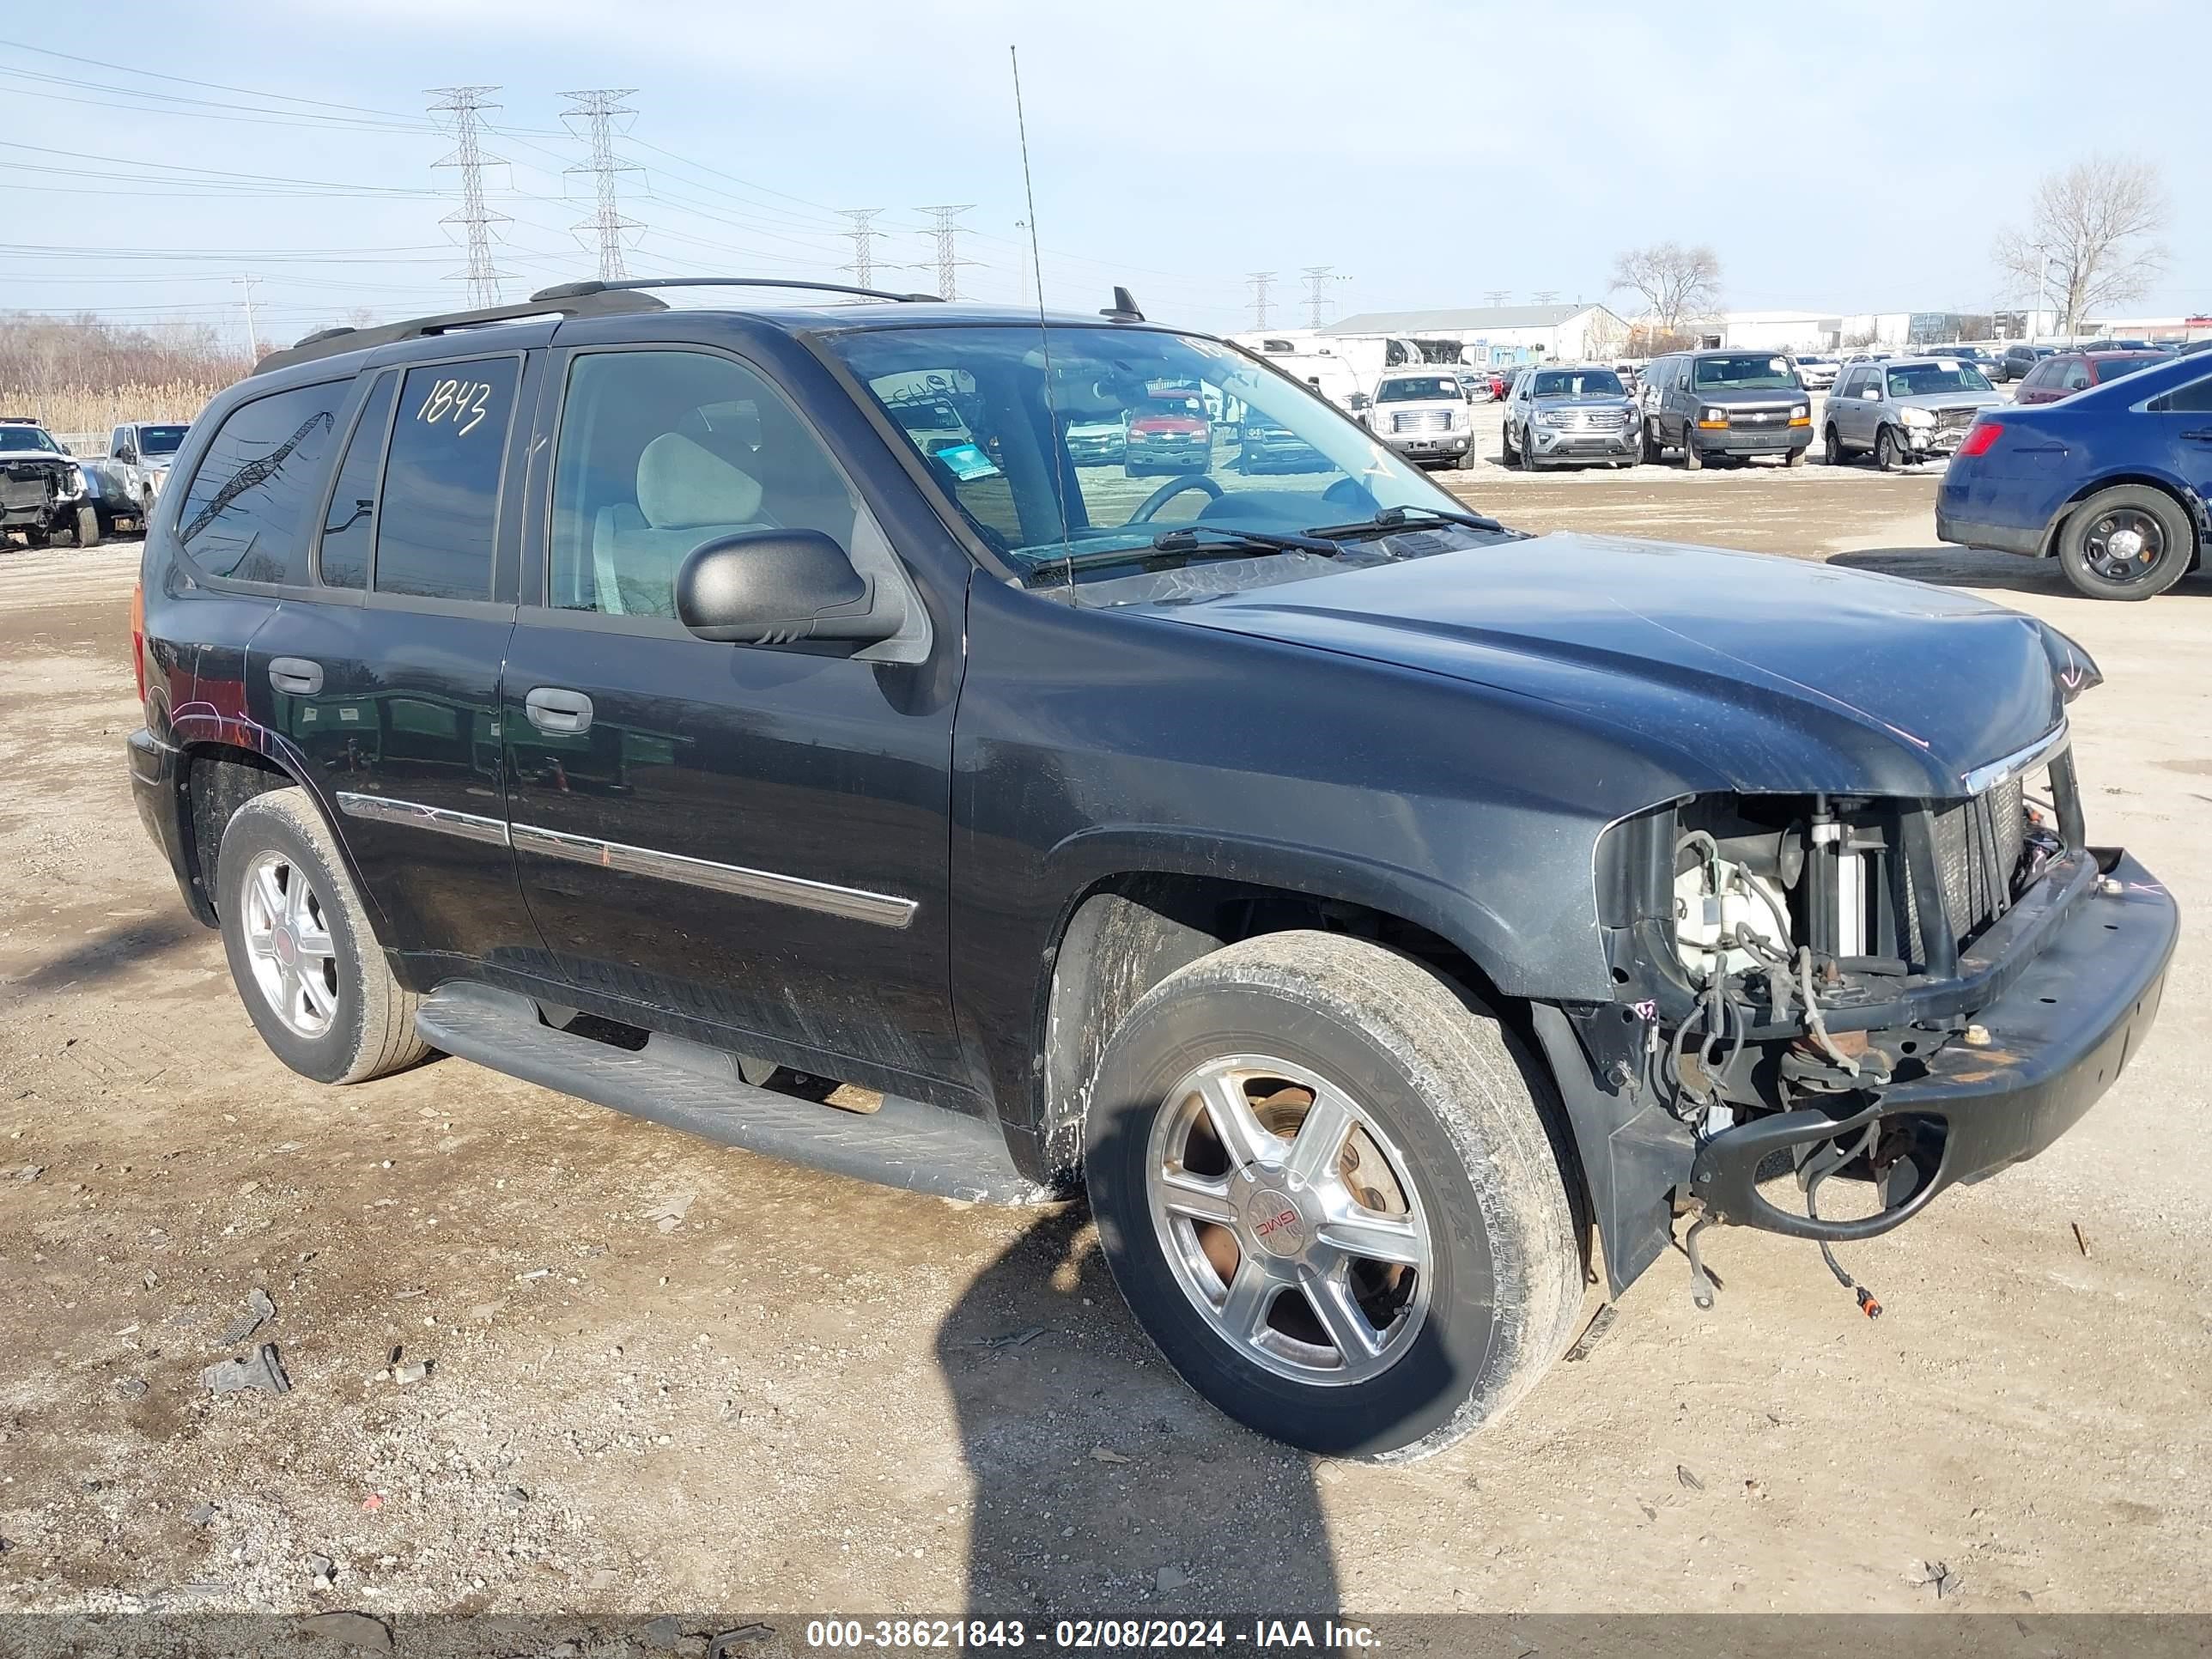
[1828,545,2076,594]
[1832,545,2212,599]
[3,909,201,995]
[936,1205,1341,1618]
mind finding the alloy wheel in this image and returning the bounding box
[239,848,341,1039]
[1145,1054,1433,1386]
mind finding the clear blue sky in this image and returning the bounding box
[3,0,2203,349]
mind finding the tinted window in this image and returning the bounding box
[549,349,860,617]
[372,357,520,602]
[2152,374,2212,413]
[175,381,344,585]
[316,370,398,591]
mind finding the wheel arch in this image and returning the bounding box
[2043,472,2208,562]
[174,739,379,929]
[1030,867,1591,1240]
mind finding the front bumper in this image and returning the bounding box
[1690,848,2176,1240]
[1936,508,2045,557]
[1691,423,1810,457]
[1380,432,1469,458]
[1532,425,1638,459]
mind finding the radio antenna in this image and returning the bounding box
[1010,44,1076,600]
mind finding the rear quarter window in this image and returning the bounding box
[173,380,347,586]
[2149,374,2212,413]
[370,357,521,602]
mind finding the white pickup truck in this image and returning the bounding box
[86,421,191,532]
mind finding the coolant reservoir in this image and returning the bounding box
[1674,856,1790,981]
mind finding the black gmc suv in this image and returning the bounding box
[128,277,2176,1461]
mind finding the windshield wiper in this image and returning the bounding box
[1023,526,1343,586]
[1304,502,1510,541]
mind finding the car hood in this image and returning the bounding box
[1159,532,2082,799]
[1894,390,2008,410]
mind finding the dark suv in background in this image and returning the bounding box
[1637,350,1813,468]
[125,277,2174,1462]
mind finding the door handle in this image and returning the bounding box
[2181,429,2212,443]
[268,657,322,696]
[525,685,593,735]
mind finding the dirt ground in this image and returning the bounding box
[2,470,2208,1631]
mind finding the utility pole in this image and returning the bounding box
[234,272,261,361]
[1484,289,1510,307]
[428,85,510,309]
[914,204,976,301]
[839,209,888,289]
[561,88,641,283]
[1245,270,1275,329]
[1300,265,1346,329]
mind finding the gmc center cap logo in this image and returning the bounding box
[1246,1187,1305,1257]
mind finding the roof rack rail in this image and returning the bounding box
[531,276,944,306]
[251,287,671,377]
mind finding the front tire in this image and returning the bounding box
[1084,933,1583,1462]
[1681,428,1703,471]
[1875,425,1902,471]
[216,788,429,1085]
[2056,485,2195,600]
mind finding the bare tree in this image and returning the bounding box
[1993,155,2166,337]
[1608,242,1723,331]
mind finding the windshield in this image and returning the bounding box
[136,425,189,455]
[1886,362,1994,397]
[1529,368,1625,398]
[825,325,1479,585]
[1374,376,1461,402]
[0,425,61,454]
[1691,355,1799,390]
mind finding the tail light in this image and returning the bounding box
[131,580,146,704]
[1956,418,2004,459]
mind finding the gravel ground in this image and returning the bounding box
[0,474,2207,1631]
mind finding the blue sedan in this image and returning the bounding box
[1937,349,2211,599]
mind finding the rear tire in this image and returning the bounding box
[1084,932,1584,1462]
[2055,485,2195,600]
[216,788,429,1085]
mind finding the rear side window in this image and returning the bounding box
[371,357,520,602]
[2150,375,2212,413]
[174,380,345,586]
[316,370,397,591]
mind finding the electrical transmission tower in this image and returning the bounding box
[1300,265,1347,329]
[1533,289,1560,305]
[561,88,641,282]
[428,86,511,308]
[1246,270,1275,329]
[1484,289,1510,307]
[915,205,978,300]
[840,209,889,289]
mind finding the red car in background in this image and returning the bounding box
[2010,349,2170,405]
[1123,389,1212,477]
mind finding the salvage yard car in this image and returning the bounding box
[1824,356,2008,471]
[1937,346,2210,599]
[1500,363,1640,470]
[1367,368,1474,468]
[0,416,100,546]
[1638,350,1813,468]
[127,277,2178,1461]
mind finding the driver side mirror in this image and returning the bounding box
[677,528,894,647]
[1861,386,1883,399]
[118,447,137,464]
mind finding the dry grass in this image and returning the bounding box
[6,380,223,439]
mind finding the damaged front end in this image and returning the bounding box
[1548,724,2177,1309]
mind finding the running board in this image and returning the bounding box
[415,982,1050,1206]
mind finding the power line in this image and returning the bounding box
[1484,289,1510,307]
[1301,265,1347,330]
[428,86,510,309]
[561,88,641,282]
[838,209,888,289]
[915,204,977,301]
[1246,270,1275,329]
